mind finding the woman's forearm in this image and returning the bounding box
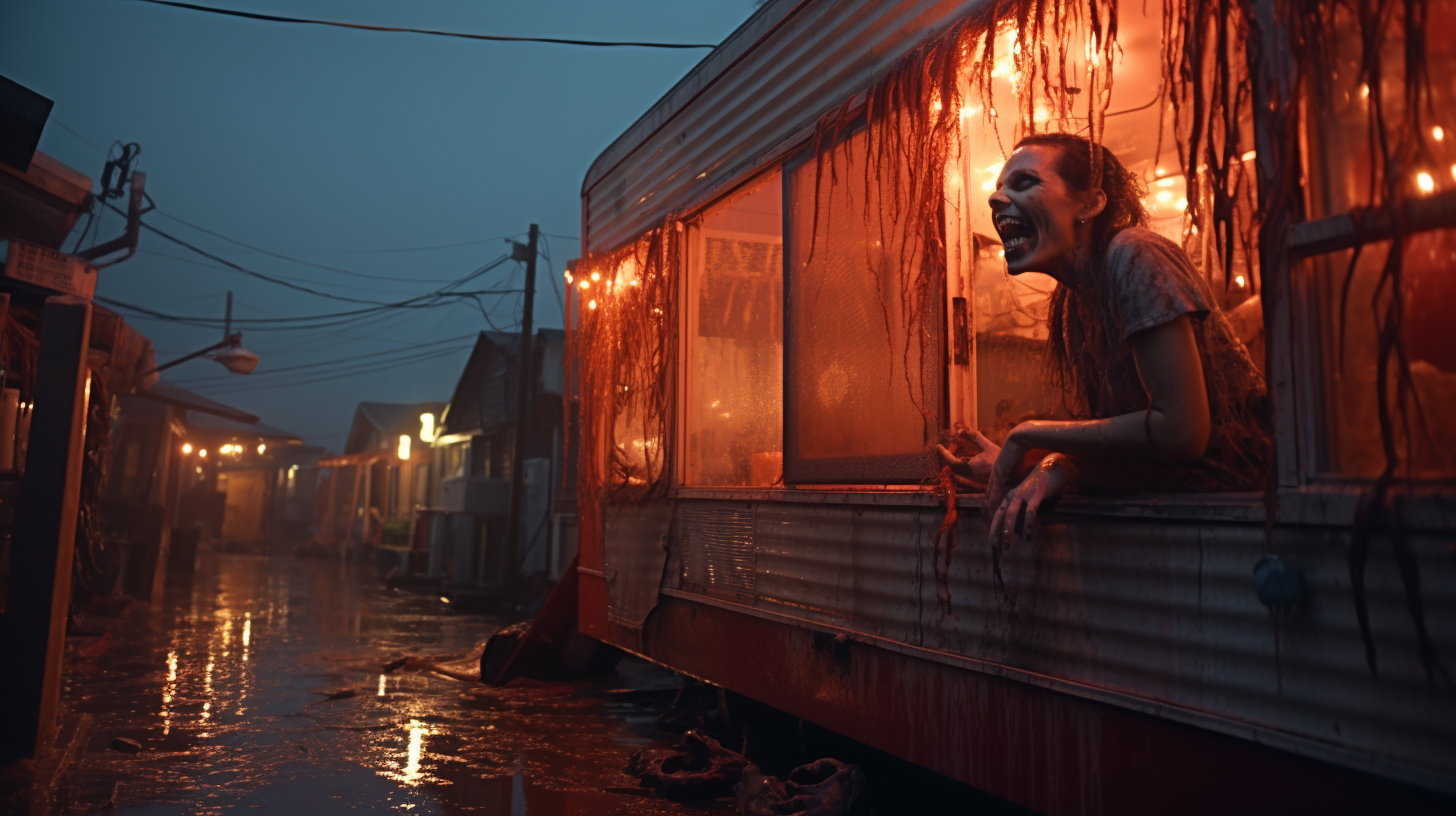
[1010,408,1207,463]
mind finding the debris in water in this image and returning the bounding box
[737,758,865,816]
[626,730,749,801]
[107,737,142,754]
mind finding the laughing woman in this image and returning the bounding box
[942,133,1269,546]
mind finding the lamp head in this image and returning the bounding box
[211,347,260,375]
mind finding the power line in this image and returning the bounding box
[150,208,480,282]
[174,333,477,383]
[134,1,720,49]
[193,343,475,395]
[49,119,110,157]
[107,201,484,304]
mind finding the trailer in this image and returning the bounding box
[567,1,1456,812]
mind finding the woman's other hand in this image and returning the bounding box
[987,453,1075,548]
[935,430,1000,488]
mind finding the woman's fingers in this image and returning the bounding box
[971,429,998,453]
[1022,482,1048,542]
[935,444,961,466]
[987,499,1008,548]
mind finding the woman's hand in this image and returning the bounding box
[987,453,1074,548]
[935,430,1000,488]
[983,429,1029,512]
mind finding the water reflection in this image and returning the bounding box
[58,554,705,815]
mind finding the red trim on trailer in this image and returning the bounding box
[581,591,1451,816]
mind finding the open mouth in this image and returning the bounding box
[994,214,1036,258]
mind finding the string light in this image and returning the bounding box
[588,299,598,310]
[1416,171,1435,194]
[1433,126,1444,142]
[182,443,193,454]
[1235,275,1246,287]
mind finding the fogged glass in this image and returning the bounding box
[1311,230,1456,478]
[785,129,942,483]
[685,173,784,486]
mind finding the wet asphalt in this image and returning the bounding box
[34,551,708,815]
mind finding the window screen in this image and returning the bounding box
[685,173,784,486]
[785,128,943,483]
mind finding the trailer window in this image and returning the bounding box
[1298,2,1456,478]
[784,128,944,483]
[684,173,784,486]
[953,4,1259,444]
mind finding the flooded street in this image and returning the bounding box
[42,551,710,815]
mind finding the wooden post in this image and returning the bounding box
[504,224,539,603]
[0,295,92,760]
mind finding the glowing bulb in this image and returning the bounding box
[1155,167,1167,177]
[1156,178,1175,187]
[564,271,573,283]
[1450,164,1456,181]
[256,443,266,455]
[182,443,193,454]
[1416,172,1435,193]
[1359,83,1370,99]
[199,449,207,458]
[1176,198,1189,211]
[959,105,979,118]
[1434,126,1445,142]
[579,279,589,290]
[1156,191,1173,203]
[588,299,598,310]
[590,271,601,281]
[1241,150,1258,162]
[981,179,996,192]
[930,99,943,113]
[1235,275,1247,287]
[419,413,437,444]
[397,434,411,461]
[1033,105,1050,124]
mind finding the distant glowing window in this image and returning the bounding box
[684,172,784,486]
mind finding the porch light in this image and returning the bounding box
[257,443,266,455]
[397,434,411,461]
[182,443,193,454]
[419,413,438,444]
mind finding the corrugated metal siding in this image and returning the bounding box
[668,498,1456,793]
[582,0,989,253]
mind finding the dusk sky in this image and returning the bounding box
[2,0,758,449]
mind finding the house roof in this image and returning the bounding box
[439,329,566,436]
[134,379,259,425]
[344,400,446,454]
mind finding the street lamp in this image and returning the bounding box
[142,291,260,376]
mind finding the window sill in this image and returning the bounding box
[667,483,1456,530]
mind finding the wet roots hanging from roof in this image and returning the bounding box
[571,0,1448,667]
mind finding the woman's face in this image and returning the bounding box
[988,145,1094,276]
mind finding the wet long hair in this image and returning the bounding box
[1015,133,1148,418]
[1022,133,1269,489]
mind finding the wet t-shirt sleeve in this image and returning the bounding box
[1104,228,1213,338]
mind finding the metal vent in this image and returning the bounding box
[681,506,756,595]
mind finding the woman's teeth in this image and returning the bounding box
[1004,236,1030,251]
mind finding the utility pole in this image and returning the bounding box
[503,224,538,607]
